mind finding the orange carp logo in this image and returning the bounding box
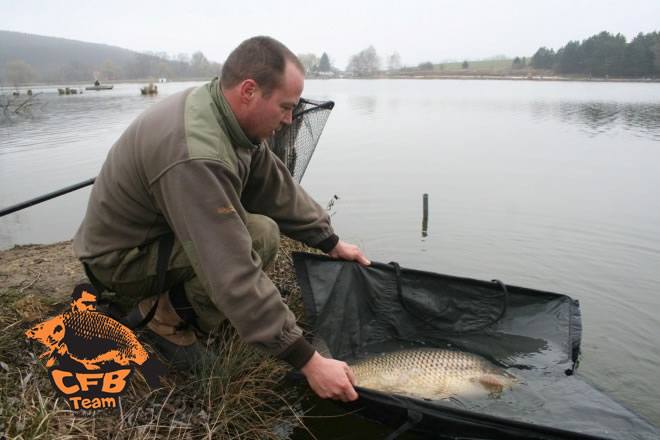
[26,284,166,411]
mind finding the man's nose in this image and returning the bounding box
[282,109,293,125]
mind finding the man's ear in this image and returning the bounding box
[239,79,257,104]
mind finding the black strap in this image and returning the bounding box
[82,262,109,294]
[384,409,423,440]
[169,283,206,335]
[391,261,509,333]
[130,234,174,330]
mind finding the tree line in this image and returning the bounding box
[300,30,659,78]
[298,47,387,77]
[6,30,658,85]
[531,31,660,77]
[297,52,333,75]
[3,50,223,86]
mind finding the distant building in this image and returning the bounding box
[158,78,167,83]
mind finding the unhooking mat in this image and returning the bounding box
[292,252,658,440]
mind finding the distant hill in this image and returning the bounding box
[0,30,139,82]
[0,30,221,84]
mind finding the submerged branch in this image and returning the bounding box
[1,91,43,120]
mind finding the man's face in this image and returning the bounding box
[245,61,304,143]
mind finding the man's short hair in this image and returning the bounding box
[221,36,304,95]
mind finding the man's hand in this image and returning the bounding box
[328,240,371,266]
[301,351,358,402]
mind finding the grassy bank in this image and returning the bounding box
[0,237,318,439]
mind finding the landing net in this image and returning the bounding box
[268,98,334,182]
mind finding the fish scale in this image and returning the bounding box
[349,348,517,400]
[60,311,148,361]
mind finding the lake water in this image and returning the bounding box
[1,79,659,432]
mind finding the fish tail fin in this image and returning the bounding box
[311,336,333,359]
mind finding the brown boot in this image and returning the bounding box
[124,290,212,372]
[137,291,196,346]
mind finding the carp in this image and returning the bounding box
[349,348,519,400]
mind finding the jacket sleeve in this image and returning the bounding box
[241,145,339,252]
[151,158,314,368]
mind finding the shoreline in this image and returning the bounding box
[6,75,659,89]
[382,74,660,83]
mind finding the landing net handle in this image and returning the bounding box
[0,98,335,217]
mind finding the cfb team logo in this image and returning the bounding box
[26,284,166,411]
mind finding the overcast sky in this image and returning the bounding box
[2,0,659,69]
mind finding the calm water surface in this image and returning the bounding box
[1,79,659,432]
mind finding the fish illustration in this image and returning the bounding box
[25,284,167,389]
[349,348,519,400]
[26,310,149,370]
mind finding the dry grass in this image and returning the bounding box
[0,237,321,439]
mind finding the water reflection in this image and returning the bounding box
[348,95,377,115]
[531,100,660,140]
[0,82,203,156]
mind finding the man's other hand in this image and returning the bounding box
[301,351,358,402]
[328,240,371,266]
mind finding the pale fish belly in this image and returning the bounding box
[350,348,517,400]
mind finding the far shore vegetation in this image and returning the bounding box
[2,30,659,91]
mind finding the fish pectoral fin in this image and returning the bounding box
[311,336,333,359]
[478,374,505,391]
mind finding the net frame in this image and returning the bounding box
[267,98,334,182]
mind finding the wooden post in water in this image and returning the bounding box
[422,193,428,237]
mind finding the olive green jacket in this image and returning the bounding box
[73,78,337,367]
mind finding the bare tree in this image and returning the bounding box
[5,60,37,87]
[172,53,191,77]
[297,53,319,74]
[155,61,172,78]
[347,46,381,76]
[100,60,122,81]
[387,52,402,71]
[153,51,170,61]
[126,53,156,79]
[209,62,223,77]
[58,60,93,82]
[191,51,212,78]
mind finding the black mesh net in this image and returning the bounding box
[291,253,660,440]
[267,98,334,182]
